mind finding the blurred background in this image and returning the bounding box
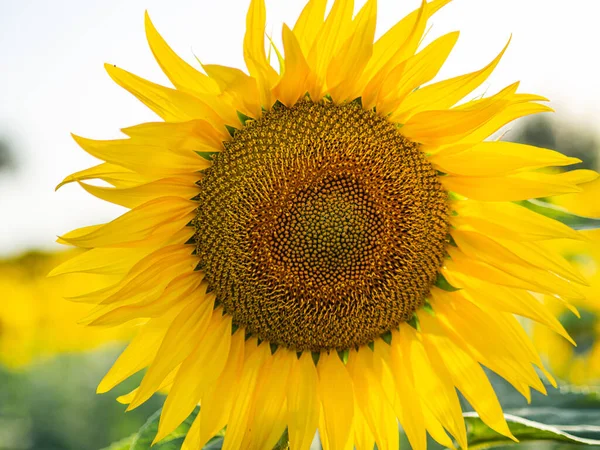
[1,0,600,449]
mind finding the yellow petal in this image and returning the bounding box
[422,405,455,448]
[293,0,328,55]
[347,348,399,450]
[437,102,553,148]
[400,82,521,146]
[363,0,450,83]
[193,331,246,449]
[559,169,600,186]
[78,176,198,209]
[121,119,227,151]
[431,141,581,176]
[383,339,427,450]
[482,304,557,388]
[377,31,459,115]
[202,64,262,119]
[90,274,206,327]
[48,247,147,277]
[117,365,178,405]
[96,248,195,310]
[155,312,232,443]
[83,250,198,322]
[451,229,587,286]
[431,288,547,395]
[56,225,103,246]
[58,197,196,249]
[398,323,468,449]
[353,406,376,450]
[56,163,147,190]
[552,177,600,218]
[499,239,588,285]
[180,412,204,450]
[287,352,320,450]
[327,0,377,102]
[317,351,355,450]
[441,171,582,202]
[445,246,584,300]
[370,343,397,406]
[221,340,270,450]
[97,303,187,393]
[361,0,428,108]
[65,240,190,308]
[447,274,574,344]
[105,64,227,126]
[393,37,509,122]
[144,12,219,96]
[71,134,210,176]
[128,297,215,409]
[244,0,278,107]
[452,200,584,242]
[306,0,355,100]
[272,25,311,107]
[242,349,294,449]
[266,34,285,74]
[419,311,515,440]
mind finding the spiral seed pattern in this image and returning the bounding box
[194,100,449,351]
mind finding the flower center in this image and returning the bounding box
[194,100,450,351]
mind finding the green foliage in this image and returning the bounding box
[463,412,600,449]
[0,349,162,450]
[453,371,600,450]
[130,407,199,450]
[124,406,226,450]
[195,151,219,161]
[99,435,135,450]
[434,272,460,292]
[236,111,253,126]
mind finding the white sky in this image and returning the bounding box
[0,0,599,256]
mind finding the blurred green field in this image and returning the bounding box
[0,348,162,450]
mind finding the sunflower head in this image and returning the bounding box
[55,0,598,449]
[195,99,450,352]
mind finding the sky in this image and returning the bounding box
[0,0,599,256]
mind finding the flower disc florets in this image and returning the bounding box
[195,100,450,351]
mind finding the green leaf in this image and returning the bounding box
[195,151,219,161]
[434,272,460,292]
[520,199,600,230]
[505,407,600,432]
[99,434,136,450]
[129,406,199,450]
[349,97,362,108]
[236,111,253,126]
[463,412,600,449]
[203,436,225,449]
[225,125,237,137]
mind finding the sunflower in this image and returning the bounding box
[56,0,598,448]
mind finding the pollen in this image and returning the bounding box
[194,100,450,351]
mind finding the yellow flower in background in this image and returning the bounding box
[533,229,600,386]
[533,182,600,386]
[0,250,131,369]
[550,177,600,218]
[55,0,598,449]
